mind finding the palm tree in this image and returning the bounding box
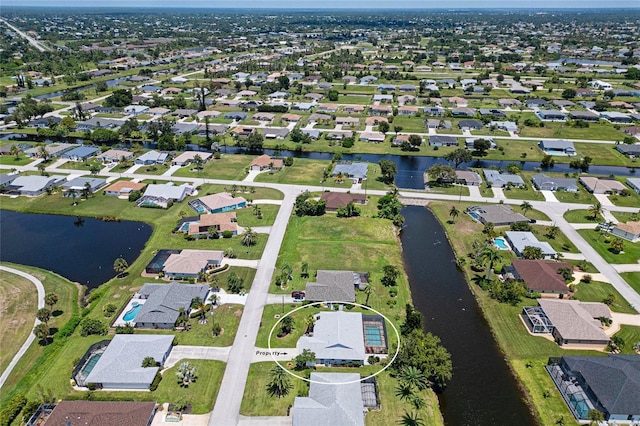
[398,411,426,426]
[10,145,20,159]
[300,262,309,278]
[208,293,219,306]
[45,293,58,311]
[399,366,429,391]
[449,206,459,223]
[36,308,51,325]
[280,316,294,335]
[546,225,560,239]
[395,383,414,401]
[281,263,293,280]
[176,362,197,387]
[242,227,257,247]
[589,202,603,220]
[266,365,293,398]
[191,297,207,322]
[520,201,533,215]
[480,247,503,280]
[33,323,50,344]
[363,283,374,306]
[611,237,625,254]
[113,257,129,277]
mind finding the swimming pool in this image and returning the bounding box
[80,353,102,376]
[364,325,383,346]
[468,211,481,221]
[123,302,142,321]
[495,237,509,250]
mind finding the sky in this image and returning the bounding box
[3,0,640,8]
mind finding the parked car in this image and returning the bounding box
[291,291,305,300]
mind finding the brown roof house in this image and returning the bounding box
[187,212,238,237]
[250,154,284,171]
[103,181,147,197]
[42,401,156,426]
[610,221,640,243]
[504,259,572,297]
[320,192,367,211]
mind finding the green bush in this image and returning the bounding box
[222,230,233,238]
[21,400,41,423]
[57,315,81,338]
[0,394,27,426]
[80,318,108,337]
[149,372,163,391]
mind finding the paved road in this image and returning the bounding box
[0,18,49,52]
[0,265,45,389]
[208,189,298,426]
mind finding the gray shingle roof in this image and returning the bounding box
[305,270,356,302]
[135,282,209,325]
[292,373,365,426]
[85,335,173,387]
[538,299,610,342]
[296,311,365,363]
[332,163,368,180]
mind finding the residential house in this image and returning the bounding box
[186,212,238,237]
[25,143,76,159]
[191,192,247,214]
[336,117,360,126]
[627,177,640,194]
[171,151,212,167]
[479,109,507,118]
[317,104,339,113]
[465,137,496,150]
[135,150,169,165]
[359,132,385,143]
[343,105,365,114]
[505,259,571,297]
[232,126,255,137]
[424,107,445,116]
[250,154,284,171]
[610,221,640,243]
[292,103,315,111]
[615,144,640,157]
[539,140,576,156]
[103,180,147,197]
[458,119,483,130]
[321,192,367,211]
[467,205,528,226]
[429,135,458,147]
[499,98,522,108]
[397,106,419,116]
[568,110,600,122]
[162,250,224,280]
[41,401,157,426]
[600,111,632,124]
[0,174,17,188]
[532,174,578,192]
[123,105,150,116]
[137,183,194,208]
[451,107,475,117]
[28,116,62,129]
[455,170,482,186]
[376,84,395,91]
[148,107,171,117]
[332,162,367,183]
[173,108,198,118]
[372,94,393,103]
[225,111,248,121]
[534,299,611,348]
[505,231,557,259]
[297,312,366,366]
[84,335,174,389]
[483,170,524,188]
[61,146,101,162]
[579,177,627,194]
[369,105,392,116]
[525,98,550,109]
[292,373,365,426]
[281,113,302,123]
[2,175,66,196]
[305,270,361,303]
[536,110,567,121]
[62,177,106,197]
[547,355,640,422]
[252,112,275,123]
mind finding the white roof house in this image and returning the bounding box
[296,311,365,366]
[171,151,213,166]
[162,250,224,279]
[505,231,557,259]
[135,150,169,165]
[292,373,365,426]
[137,183,194,208]
[85,335,174,389]
[483,170,524,188]
[5,175,66,196]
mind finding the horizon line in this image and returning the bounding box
[2,5,640,9]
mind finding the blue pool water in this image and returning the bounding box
[495,238,509,250]
[468,211,480,221]
[81,353,102,376]
[123,302,142,321]
[364,325,383,346]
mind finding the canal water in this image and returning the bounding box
[400,206,537,426]
[0,210,151,288]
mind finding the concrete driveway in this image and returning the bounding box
[238,416,291,426]
[540,190,559,202]
[164,345,231,369]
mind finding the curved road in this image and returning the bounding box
[0,265,45,389]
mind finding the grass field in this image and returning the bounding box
[613,325,640,354]
[0,271,38,374]
[236,204,280,227]
[173,154,254,180]
[573,281,637,314]
[621,272,640,295]
[0,156,34,166]
[577,229,640,264]
[529,225,578,253]
[519,122,627,141]
[563,209,603,223]
[502,182,545,201]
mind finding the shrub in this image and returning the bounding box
[222,230,233,238]
[103,303,117,317]
[115,323,135,334]
[581,274,592,283]
[212,322,222,337]
[128,190,142,202]
[80,318,108,336]
[21,400,41,423]
[388,287,398,298]
[1,394,27,426]
[57,315,81,338]
[150,372,162,391]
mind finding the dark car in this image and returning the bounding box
[291,291,305,300]
[528,219,537,223]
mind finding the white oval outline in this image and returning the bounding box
[268,301,401,385]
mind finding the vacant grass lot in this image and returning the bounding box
[621,272,640,295]
[529,225,578,253]
[563,209,603,223]
[609,187,640,208]
[577,229,640,264]
[519,122,627,141]
[173,154,254,180]
[0,155,34,166]
[236,204,280,227]
[502,182,545,201]
[573,281,636,314]
[0,271,38,374]
[614,325,640,354]
[254,158,349,188]
[428,201,604,426]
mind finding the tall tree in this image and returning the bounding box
[449,206,459,223]
[45,293,58,311]
[33,323,50,344]
[36,308,51,325]
[444,148,472,168]
[379,159,397,185]
[520,201,533,215]
[266,365,293,398]
[589,202,603,220]
[242,227,258,247]
[480,247,503,279]
[113,257,129,277]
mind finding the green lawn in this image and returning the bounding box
[255,304,321,348]
[254,158,344,188]
[563,209,603,223]
[0,156,34,166]
[573,281,637,314]
[553,188,596,204]
[609,189,640,208]
[236,204,280,227]
[611,211,640,223]
[173,154,254,180]
[58,158,103,171]
[519,122,627,141]
[529,225,578,253]
[577,229,640,264]
[613,325,640,354]
[502,182,545,201]
[621,272,640,296]
[425,182,470,197]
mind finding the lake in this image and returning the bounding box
[0,210,152,289]
[400,206,537,426]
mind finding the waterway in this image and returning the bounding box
[0,210,152,289]
[400,206,537,426]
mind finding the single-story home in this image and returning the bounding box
[97,149,133,163]
[451,107,475,117]
[465,137,496,150]
[123,105,150,116]
[504,259,571,297]
[505,231,557,259]
[162,250,224,280]
[429,135,458,147]
[0,174,17,188]
[103,180,147,197]
[133,282,210,327]
[292,373,365,426]
[615,144,640,157]
[173,108,198,118]
[262,127,290,139]
[610,221,640,243]
[62,177,107,196]
[483,170,524,188]
[458,119,483,130]
[525,98,550,108]
[136,183,194,208]
[191,192,247,214]
[232,126,255,137]
[61,146,101,162]
[336,117,360,126]
[186,212,238,237]
[84,334,174,389]
[568,110,600,122]
[547,355,640,422]
[455,170,482,186]
[536,110,567,121]
[534,299,611,348]
[539,140,576,156]
[490,121,518,132]
[225,111,248,121]
[627,177,640,194]
[25,143,76,158]
[171,151,212,167]
[332,162,368,183]
[467,205,528,226]
[600,111,632,124]
[531,174,578,192]
[296,311,365,366]
[281,113,302,123]
[369,105,392,116]
[250,154,283,171]
[2,175,66,196]
[343,105,365,114]
[321,192,367,211]
[41,401,157,426]
[135,150,169,165]
[305,270,359,303]
[579,177,627,194]
[359,132,385,143]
